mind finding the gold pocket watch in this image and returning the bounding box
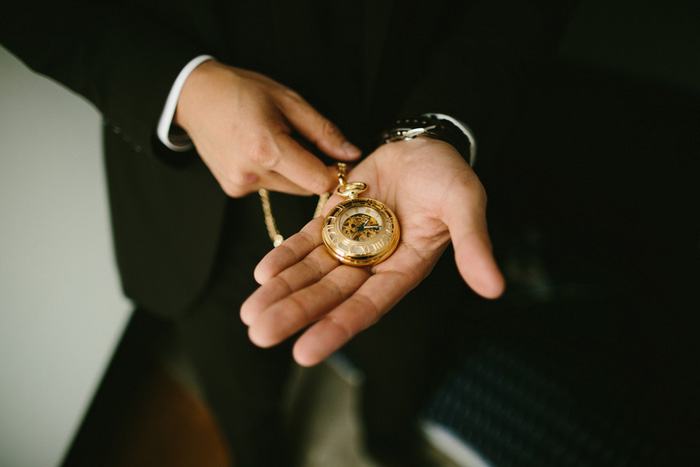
[321,163,400,266]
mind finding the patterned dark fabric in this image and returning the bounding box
[423,343,655,466]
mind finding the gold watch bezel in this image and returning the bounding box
[322,198,400,266]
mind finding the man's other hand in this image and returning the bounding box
[174,61,362,197]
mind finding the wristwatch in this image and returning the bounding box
[380,115,474,166]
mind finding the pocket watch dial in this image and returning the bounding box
[322,198,400,266]
[341,213,380,241]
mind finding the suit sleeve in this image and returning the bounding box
[397,0,577,165]
[0,0,209,157]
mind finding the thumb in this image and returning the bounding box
[278,93,362,161]
[446,187,505,299]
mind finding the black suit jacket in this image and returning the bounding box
[1,0,572,317]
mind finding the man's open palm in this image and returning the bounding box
[241,138,505,366]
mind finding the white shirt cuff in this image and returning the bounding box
[157,55,216,152]
[422,112,477,167]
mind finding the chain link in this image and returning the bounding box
[258,189,329,248]
[259,163,355,247]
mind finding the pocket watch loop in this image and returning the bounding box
[337,162,347,187]
[335,162,367,199]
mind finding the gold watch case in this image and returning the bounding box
[322,197,400,266]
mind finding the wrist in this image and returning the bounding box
[158,55,215,151]
[172,58,220,133]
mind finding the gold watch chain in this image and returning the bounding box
[259,189,330,248]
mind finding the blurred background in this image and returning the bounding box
[1,0,698,465]
[0,45,131,466]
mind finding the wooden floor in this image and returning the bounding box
[58,311,373,467]
[96,361,386,467]
[61,313,234,467]
[61,312,455,467]
[102,367,231,467]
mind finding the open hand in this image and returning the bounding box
[241,138,505,366]
[174,60,361,197]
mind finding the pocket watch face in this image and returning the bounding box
[322,198,400,266]
[341,212,380,241]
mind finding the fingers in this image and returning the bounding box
[278,91,362,161]
[210,135,340,197]
[291,270,415,366]
[244,242,426,367]
[246,264,371,352]
[218,170,312,197]
[268,133,338,194]
[252,217,324,284]
[242,244,339,325]
[246,268,412,367]
[176,61,358,197]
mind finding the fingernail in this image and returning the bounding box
[342,141,362,159]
